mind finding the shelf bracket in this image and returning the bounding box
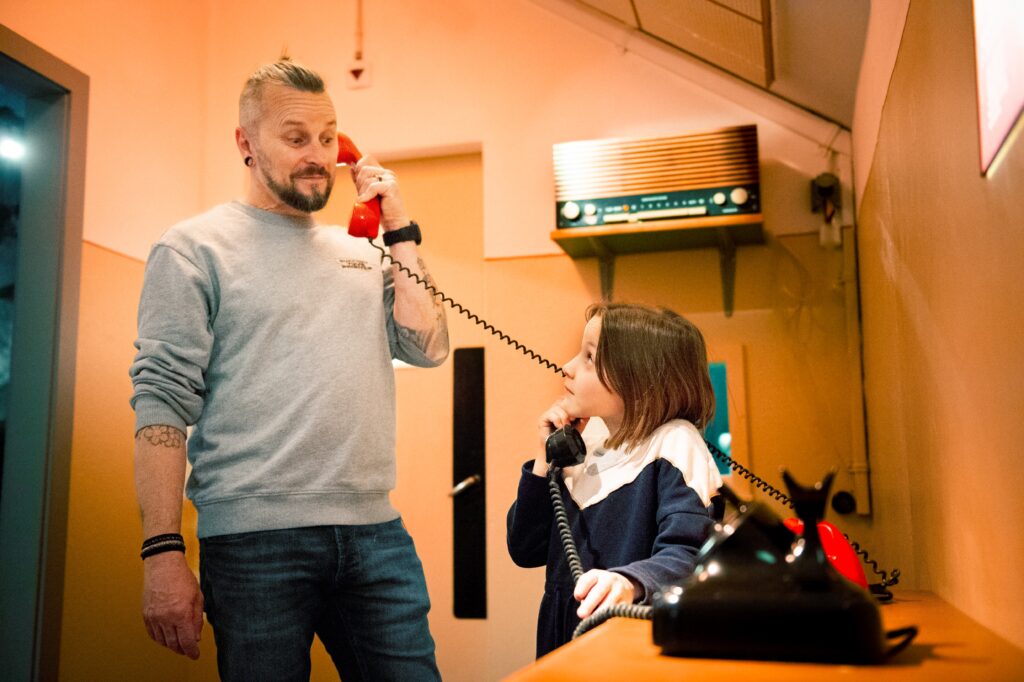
[716,228,737,317]
[587,237,615,302]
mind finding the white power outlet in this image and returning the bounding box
[346,59,372,89]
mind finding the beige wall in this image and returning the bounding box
[0,0,208,258]
[60,243,220,681]
[856,0,1024,650]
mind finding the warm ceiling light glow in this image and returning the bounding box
[0,136,26,161]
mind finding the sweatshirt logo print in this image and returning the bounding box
[337,258,373,270]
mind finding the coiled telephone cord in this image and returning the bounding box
[703,440,901,597]
[548,469,584,582]
[370,242,565,376]
[547,466,653,640]
[573,603,653,640]
[376,233,900,605]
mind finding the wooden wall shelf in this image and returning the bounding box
[550,214,764,314]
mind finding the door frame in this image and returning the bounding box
[0,24,88,682]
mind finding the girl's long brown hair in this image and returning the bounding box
[587,303,715,450]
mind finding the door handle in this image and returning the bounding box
[450,474,481,497]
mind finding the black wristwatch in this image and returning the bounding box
[382,221,422,246]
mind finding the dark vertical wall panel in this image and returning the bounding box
[452,347,486,618]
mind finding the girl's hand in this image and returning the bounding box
[573,569,638,619]
[531,401,588,477]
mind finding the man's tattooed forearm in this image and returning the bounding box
[136,425,185,448]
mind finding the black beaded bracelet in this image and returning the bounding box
[141,540,186,560]
[142,532,184,549]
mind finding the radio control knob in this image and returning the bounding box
[730,187,749,205]
[583,203,597,216]
[561,201,581,221]
[712,192,727,206]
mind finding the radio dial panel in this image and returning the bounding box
[556,185,760,229]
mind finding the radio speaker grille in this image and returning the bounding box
[554,125,759,200]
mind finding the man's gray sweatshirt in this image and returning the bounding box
[130,201,449,538]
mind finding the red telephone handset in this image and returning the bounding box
[336,133,382,239]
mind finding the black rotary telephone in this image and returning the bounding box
[540,423,917,664]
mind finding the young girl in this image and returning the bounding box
[506,302,723,658]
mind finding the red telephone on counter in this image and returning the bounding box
[783,517,869,589]
[336,132,382,239]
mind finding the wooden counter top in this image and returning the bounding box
[503,591,1024,681]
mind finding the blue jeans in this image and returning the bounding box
[199,519,440,681]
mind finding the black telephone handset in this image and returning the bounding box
[545,422,586,469]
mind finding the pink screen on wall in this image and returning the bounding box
[972,0,1024,174]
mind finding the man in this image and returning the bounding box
[130,57,448,681]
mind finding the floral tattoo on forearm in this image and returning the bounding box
[416,257,438,288]
[136,425,185,448]
[414,258,446,324]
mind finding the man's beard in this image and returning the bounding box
[263,166,334,213]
